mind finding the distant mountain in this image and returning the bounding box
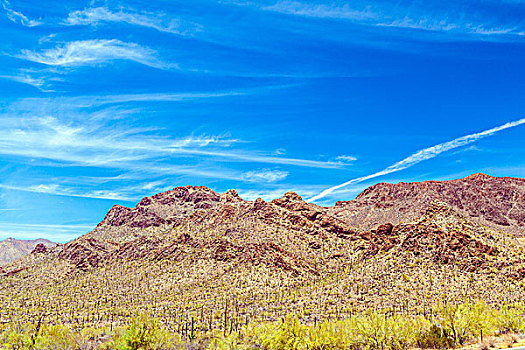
[0,238,56,265]
[331,173,525,236]
[1,175,524,327]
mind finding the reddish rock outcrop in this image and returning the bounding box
[58,238,115,271]
[271,192,357,237]
[101,205,167,228]
[31,243,48,254]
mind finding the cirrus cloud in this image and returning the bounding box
[1,0,41,27]
[18,39,173,70]
[64,6,201,36]
[242,169,289,183]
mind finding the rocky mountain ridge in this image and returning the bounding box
[331,173,525,236]
[24,173,524,275]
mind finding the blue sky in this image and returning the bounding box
[0,0,524,242]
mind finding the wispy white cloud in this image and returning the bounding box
[18,39,173,70]
[1,178,223,202]
[263,1,374,20]
[1,0,41,27]
[0,183,136,201]
[0,93,345,202]
[336,155,357,162]
[247,1,525,38]
[0,101,342,170]
[0,223,92,229]
[376,18,524,37]
[14,83,298,106]
[0,114,238,167]
[54,91,247,107]
[309,117,525,202]
[242,169,288,183]
[64,6,201,35]
[179,149,342,168]
[0,73,53,92]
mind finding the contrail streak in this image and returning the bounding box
[308,117,525,202]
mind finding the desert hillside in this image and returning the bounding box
[1,174,524,336]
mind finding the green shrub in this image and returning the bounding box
[415,323,453,349]
[434,300,495,346]
[34,324,75,350]
[209,331,247,350]
[354,311,426,350]
[305,318,360,350]
[232,312,429,350]
[495,304,525,334]
[103,314,177,350]
[257,315,308,350]
[0,323,33,350]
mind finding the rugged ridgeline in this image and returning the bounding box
[0,238,56,265]
[0,175,524,329]
[331,173,525,235]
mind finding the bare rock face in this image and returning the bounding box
[331,173,525,236]
[31,243,48,254]
[102,205,167,228]
[271,192,357,237]
[88,185,222,243]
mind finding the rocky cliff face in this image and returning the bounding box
[331,173,525,236]
[5,173,524,274]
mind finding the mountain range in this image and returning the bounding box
[0,173,524,328]
[0,238,56,265]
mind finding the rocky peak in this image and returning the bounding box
[221,189,244,203]
[99,186,222,229]
[283,192,303,201]
[226,189,239,197]
[88,186,223,243]
[138,186,220,208]
[271,191,312,212]
[465,172,493,180]
[31,243,48,254]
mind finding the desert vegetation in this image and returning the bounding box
[0,300,524,349]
